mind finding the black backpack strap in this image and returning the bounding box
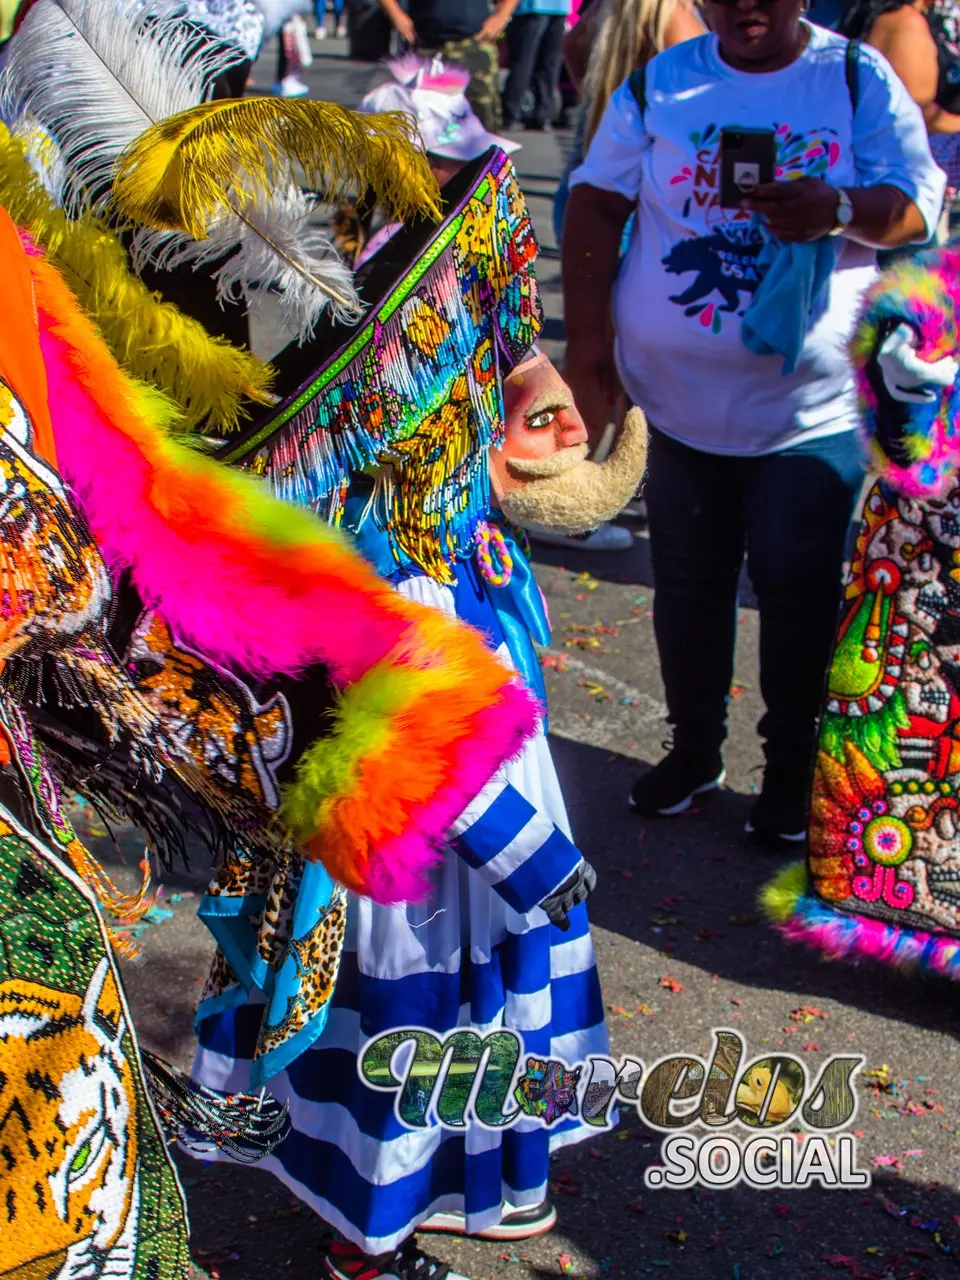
[628,64,647,122]
[845,38,860,113]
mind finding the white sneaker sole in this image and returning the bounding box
[629,770,725,817]
[420,1203,557,1240]
[744,820,806,842]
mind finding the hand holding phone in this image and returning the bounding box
[742,178,846,243]
[719,127,776,209]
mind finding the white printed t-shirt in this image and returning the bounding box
[569,24,946,455]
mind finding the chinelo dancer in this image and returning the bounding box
[0,16,547,1270]
[184,149,648,1280]
[0,13,643,1273]
[0,201,540,1278]
[763,247,960,982]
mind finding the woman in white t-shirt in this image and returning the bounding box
[562,3,945,843]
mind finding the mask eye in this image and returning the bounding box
[526,410,556,431]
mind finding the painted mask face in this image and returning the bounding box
[488,352,589,503]
[489,354,647,534]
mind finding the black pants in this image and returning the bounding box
[645,425,864,770]
[502,13,565,127]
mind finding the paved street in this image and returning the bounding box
[99,36,960,1280]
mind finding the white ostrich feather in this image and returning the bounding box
[133,186,362,335]
[0,0,242,214]
[0,0,362,336]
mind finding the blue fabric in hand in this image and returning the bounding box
[741,237,836,376]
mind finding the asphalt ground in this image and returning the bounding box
[82,35,960,1280]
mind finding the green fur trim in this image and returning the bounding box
[759,861,808,923]
[279,662,416,841]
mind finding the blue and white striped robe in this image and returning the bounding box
[191,571,609,1253]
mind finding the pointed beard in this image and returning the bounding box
[498,408,648,534]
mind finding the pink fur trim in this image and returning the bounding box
[36,325,404,683]
[778,908,960,979]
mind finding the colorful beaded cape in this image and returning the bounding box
[765,249,960,979]
[0,806,191,1280]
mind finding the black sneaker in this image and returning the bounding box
[744,768,809,847]
[325,1236,469,1280]
[630,747,725,817]
[420,1199,556,1240]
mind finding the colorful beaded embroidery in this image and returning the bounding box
[475,521,513,587]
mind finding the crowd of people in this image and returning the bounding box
[0,1,959,1280]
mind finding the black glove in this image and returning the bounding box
[539,860,597,931]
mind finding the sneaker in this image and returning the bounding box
[275,75,309,98]
[530,524,634,551]
[326,1238,469,1280]
[335,21,347,36]
[630,747,725,817]
[744,768,809,847]
[421,1199,556,1241]
[314,23,327,37]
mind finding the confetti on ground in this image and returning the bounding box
[558,1253,589,1278]
[664,1229,687,1245]
[565,635,607,652]
[541,653,570,672]
[871,1154,904,1171]
[549,1170,581,1196]
[578,680,611,702]
[636,1003,659,1016]
[573,571,600,589]
[789,1005,829,1023]
[864,1065,895,1089]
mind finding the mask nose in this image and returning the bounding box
[557,408,589,450]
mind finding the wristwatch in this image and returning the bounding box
[830,188,855,237]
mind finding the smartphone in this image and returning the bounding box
[719,127,776,209]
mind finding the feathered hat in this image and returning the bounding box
[360,53,520,161]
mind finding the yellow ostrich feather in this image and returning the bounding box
[113,98,442,240]
[0,123,275,432]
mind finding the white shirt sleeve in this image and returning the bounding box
[568,79,651,200]
[851,43,946,238]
